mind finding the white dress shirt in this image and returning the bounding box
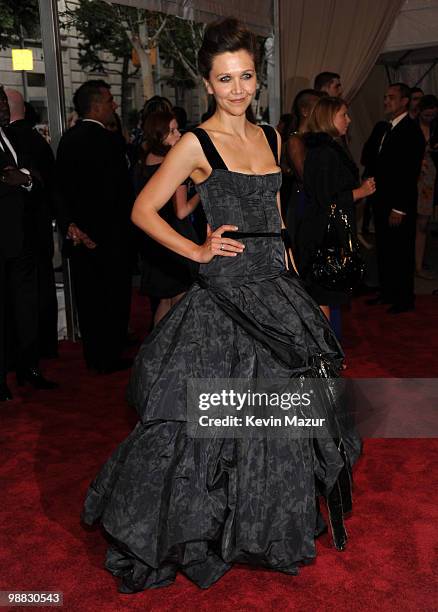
[0,126,32,190]
[82,118,106,128]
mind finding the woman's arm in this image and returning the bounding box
[131,132,244,263]
[172,183,200,220]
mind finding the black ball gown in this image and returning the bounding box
[82,125,361,591]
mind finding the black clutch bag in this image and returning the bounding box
[310,203,364,292]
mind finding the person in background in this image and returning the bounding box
[172,106,188,133]
[415,94,438,279]
[56,80,134,373]
[133,110,200,326]
[314,72,343,98]
[0,86,57,401]
[276,113,293,139]
[362,83,425,314]
[6,90,58,359]
[409,87,424,120]
[300,96,375,327]
[142,96,172,121]
[285,89,322,251]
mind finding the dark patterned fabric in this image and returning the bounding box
[82,125,361,591]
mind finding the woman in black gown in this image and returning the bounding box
[134,110,200,325]
[82,18,361,591]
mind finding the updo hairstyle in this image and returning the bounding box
[198,17,258,79]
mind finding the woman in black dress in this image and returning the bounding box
[83,19,361,591]
[299,96,376,321]
[134,110,200,325]
[285,89,322,252]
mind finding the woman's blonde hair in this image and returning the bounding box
[307,96,348,137]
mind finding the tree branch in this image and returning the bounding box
[151,15,168,44]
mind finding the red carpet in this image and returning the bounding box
[1,293,437,611]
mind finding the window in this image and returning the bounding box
[27,72,46,87]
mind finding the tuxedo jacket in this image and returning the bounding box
[55,120,134,249]
[8,120,56,257]
[361,115,425,216]
[0,127,34,259]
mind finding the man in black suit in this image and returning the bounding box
[56,80,134,373]
[0,86,57,401]
[362,83,425,314]
[6,89,58,359]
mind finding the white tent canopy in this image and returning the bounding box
[111,0,274,35]
[384,0,438,52]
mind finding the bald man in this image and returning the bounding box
[0,86,57,400]
[6,90,58,359]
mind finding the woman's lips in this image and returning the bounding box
[229,98,246,104]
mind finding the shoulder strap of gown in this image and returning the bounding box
[260,124,279,165]
[190,127,228,171]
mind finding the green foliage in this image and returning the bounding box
[0,0,40,49]
[159,15,204,86]
[62,0,134,73]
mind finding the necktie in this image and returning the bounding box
[0,128,17,167]
[379,122,392,153]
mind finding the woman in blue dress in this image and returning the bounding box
[82,17,361,592]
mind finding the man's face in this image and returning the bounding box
[324,78,342,98]
[0,87,11,127]
[93,88,118,125]
[384,86,409,119]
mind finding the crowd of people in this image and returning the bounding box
[0,64,436,401]
[278,74,436,333]
[1,13,436,593]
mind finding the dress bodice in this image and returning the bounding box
[191,126,285,283]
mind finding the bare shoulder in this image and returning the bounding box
[161,131,205,170]
[173,130,203,156]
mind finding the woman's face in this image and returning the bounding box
[205,49,257,116]
[333,104,351,136]
[420,107,438,125]
[163,119,181,147]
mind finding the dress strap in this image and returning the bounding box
[260,124,279,165]
[190,128,228,171]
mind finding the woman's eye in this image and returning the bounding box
[242,73,253,80]
[220,76,231,82]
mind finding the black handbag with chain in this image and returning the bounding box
[310,202,364,292]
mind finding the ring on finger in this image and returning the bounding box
[220,243,224,250]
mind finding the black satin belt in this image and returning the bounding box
[221,231,281,238]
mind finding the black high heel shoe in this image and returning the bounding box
[16,368,58,390]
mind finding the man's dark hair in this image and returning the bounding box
[73,79,111,117]
[410,86,424,96]
[314,72,340,91]
[389,82,411,102]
